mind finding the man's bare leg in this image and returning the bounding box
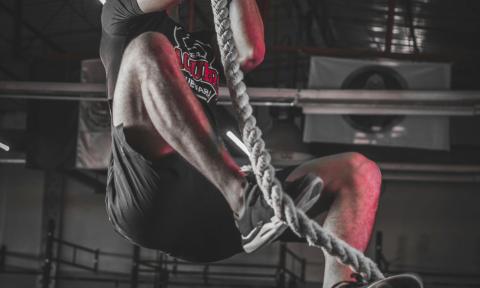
[112,32,246,213]
[285,152,382,288]
[112,33,380,284]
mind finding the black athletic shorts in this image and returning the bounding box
[106,124,318,263]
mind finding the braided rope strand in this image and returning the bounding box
[210,0,384,282]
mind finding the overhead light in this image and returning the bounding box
[0,142,10,152]
[371,26,384,33]
[98,0,105,4]
[226,131,250,157]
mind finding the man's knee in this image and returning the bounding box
[341,152,382,199]
[123,32,176,69]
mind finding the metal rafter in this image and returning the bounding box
[13,0,23,57]
[0,65,20,81]
[39,2,68,33]
[1,81,479,116]
[0,2,65,52]
[61,0,98,29]
[305,0,336,47]
[385,0,397,53]
[403,0,419,53]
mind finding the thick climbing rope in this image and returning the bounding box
[210,0,385,282]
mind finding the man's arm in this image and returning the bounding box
[135,0,265,71]
[136,0,180,13]
[229,0,265,72]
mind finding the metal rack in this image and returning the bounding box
[3,227,480,287]
[0,220,306,288]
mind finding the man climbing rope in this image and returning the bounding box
[101,0,389,287]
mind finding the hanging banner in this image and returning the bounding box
[304,57,451,150]
[76,59,111,169]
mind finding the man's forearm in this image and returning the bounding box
[229,0,265,71]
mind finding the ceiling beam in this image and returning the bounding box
[0,2,65,53]
[1,81,479,116]
[13,0,23,57]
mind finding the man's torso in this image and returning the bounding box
[100,0,220,107]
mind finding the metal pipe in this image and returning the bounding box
[2,81,479,102]
[130,246,140,288]
[55,258,97,272]
[41,220,55,288]
[374,231,388,272]
[0,93,106,101]
[0,158,26,164]
[0,158,479,183]
[72,247,77,264]
[0,245,5,271]
[141,260,279,269]
[13,0,23,57]
[5,94,477,115]
[382,173,480,183]
[94,249,99,273]
[1,81,479,115]
[298,89,480,102]
[380,163,480,183]
[302,105,480,116]
[379,163,480,174]
[277,243,286,288]
[54,237,99,253]
[284,248,299,261]
[301,259,306,283]
[0,81,105,96]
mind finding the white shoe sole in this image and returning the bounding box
[295,176,323,212]
[243,215,285,253]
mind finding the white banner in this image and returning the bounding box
[76,59,111,169]
[304,57,451,150]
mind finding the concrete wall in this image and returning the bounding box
[0,164,44,255]
[0,164,44,288]
[375,181,480,272]
[60,177,133,273]
[288,180,480,286]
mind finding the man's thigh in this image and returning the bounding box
[111,32,179,160]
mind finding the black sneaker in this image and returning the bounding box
[236,173,323,253]
[332,274,423,288]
